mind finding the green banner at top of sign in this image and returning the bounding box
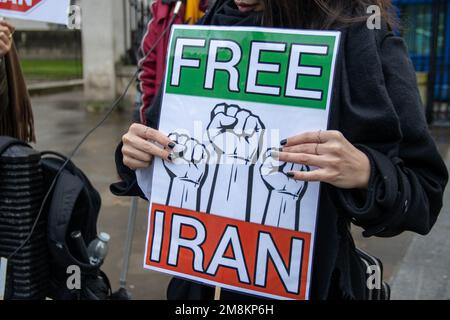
[165,26,340,110]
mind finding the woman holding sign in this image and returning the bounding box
[117,0,448,300]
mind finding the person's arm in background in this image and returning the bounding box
[135,0,160,125]
[136,0,186,126]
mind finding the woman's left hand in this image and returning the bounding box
[277,130,371,190]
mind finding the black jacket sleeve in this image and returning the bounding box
[337,28,448,237]
[335,30,448,238]
[110,141,146,198]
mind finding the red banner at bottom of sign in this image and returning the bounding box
[144,204,312,300]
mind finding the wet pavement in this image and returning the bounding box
[31,91,449,300]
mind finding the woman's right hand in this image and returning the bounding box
[122,123,175,170]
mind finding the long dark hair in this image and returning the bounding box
[0,42,35,143]
[260,0,398,30]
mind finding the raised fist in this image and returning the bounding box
[260,148,310,230]
[207,103,265,165]
[163,133,209,186]
[260,149,309,198]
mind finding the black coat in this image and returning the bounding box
[112,8,448,300]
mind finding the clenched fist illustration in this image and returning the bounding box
[260,149,309,230]
[260,149,309,197]
[163,133,209,185]
[207,103,265,165]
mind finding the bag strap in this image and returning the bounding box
[47,169,83,245]
[46,161,93,269]
[0,136,30,156]
[41,150,76,171]
[41,150,70,160]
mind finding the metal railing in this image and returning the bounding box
[123,0,153,65]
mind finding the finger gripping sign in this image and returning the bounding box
[0,0,70,25]
[138,26,341,300]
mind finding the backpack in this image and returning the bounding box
[41,151,112,300]
[0,136,111,300]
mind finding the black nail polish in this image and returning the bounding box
[168,154,173,162]
[287,172,295,178]
[168,142,176,149]
[280,139,287,146]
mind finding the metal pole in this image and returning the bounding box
[119,197,139,289]
[123,0,128,61]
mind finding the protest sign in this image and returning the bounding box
[0,0,70,25]
[137,26,341,300]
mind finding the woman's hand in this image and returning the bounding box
[0,21,15,57]
[276,130,371,190]
[122,123,175,170]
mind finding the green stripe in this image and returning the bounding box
[165,28,337,109]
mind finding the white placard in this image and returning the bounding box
[138,26,341,300]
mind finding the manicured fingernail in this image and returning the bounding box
[168,154,173,162]
[287,172,295,178]
[168,142,176,149]
[280,139,287,146]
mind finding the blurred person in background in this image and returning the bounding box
[0,20,35,142]
[135,0,209,124]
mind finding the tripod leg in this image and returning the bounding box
[119,197,139,293]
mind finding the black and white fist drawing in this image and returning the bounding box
[158,104,308,231]
[207,103,265,165]
[260,149,309,231]
[206,103,266,221]
[163,133,209,211]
